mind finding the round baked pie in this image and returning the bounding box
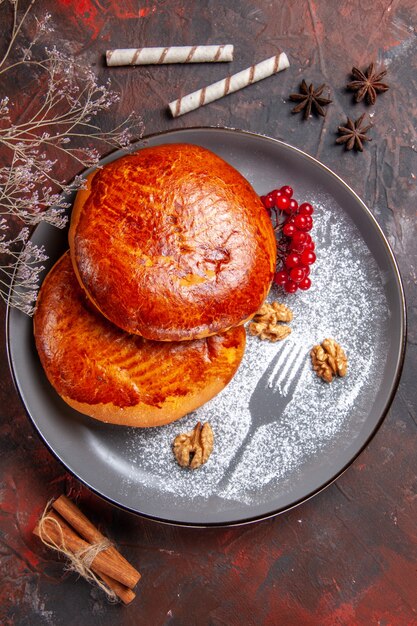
[69,143,276,341]
[33,252,246,427]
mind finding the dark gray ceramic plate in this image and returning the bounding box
[7,128,406,527]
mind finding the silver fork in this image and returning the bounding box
[219,341,308,484]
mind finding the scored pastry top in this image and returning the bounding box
[33,252,246,427]
[69,143,277,341]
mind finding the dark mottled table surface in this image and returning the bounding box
[1,1,416,624]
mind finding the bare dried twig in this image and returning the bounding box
[0,0,143,314]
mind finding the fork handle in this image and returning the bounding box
[217,424,256,491]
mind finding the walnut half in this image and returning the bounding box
[311,338,348,383]
[172,422,214,469]
[249,322,291,342]
[248,301,293,342]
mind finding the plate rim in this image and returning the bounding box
[6,125,407,528]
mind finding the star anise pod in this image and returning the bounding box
[289,80,332,120]
[336,113,372,151]
[347,63,389,105]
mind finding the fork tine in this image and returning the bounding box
[266,342,293,388]
[283,353,308,398]
[280,347,308,396]
[271,344,303,390]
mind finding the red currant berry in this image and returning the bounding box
[299,202,314,215]
[280,185,293,198]
[289,267,306,283]
[298,276,312,290]
[294,214,308,230]
[276,195,290,212]
[292,231,307,247]
[290,241,305,254]
[283,222,297,237]
[305,241,315,251]
[262,193,275,209]
[303,265,310,276]
[288,199,299,213]
[302,215,313,231]
[300,250,316,265]
[274,270,288,285]
[284,280,298,293]
[285,252,301,268]
[271,189,283,204]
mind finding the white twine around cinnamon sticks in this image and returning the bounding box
[168,52,290,117]
[33,495,140,604]
[106,44,234,66]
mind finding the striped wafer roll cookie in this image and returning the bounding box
[168,52,290,117]
[106,45,234,66]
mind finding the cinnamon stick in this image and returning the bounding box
[97,571,136,605]
[52,495,140,587]
[34,510,138,590]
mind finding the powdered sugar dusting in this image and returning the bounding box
[116,195,389,508]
